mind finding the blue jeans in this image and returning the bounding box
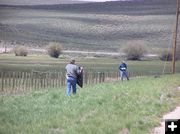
[66,76,77,96]
[119,70,129,81]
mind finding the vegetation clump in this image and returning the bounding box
[159,50,172,61]
[14,46,28,56]
[160,47,180,61]
[47,42,62,58]
[122,41,147,60]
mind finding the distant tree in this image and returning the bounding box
[14,46,28,56]
[160,47,180,61]
[47,42,62,58]
[159,50,172,61]
[122,41,147,60]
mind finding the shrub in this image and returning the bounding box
[14,46,28,56]
[47,42,62,58]
[159,50,172,61]
[160,47,180,61]
[122,41,147,60]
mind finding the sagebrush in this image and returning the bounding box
[47,42,62,58]
[122,41,147,60]
[14,46,28,56]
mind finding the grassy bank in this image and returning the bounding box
[0,74,180,134]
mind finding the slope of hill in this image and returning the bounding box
[0,0,179,52]
[0,0,88,5]
[0,0,176,15]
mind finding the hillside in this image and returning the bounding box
[0,0,179,52]
[11,0,176,15]
[0,0,176,16]
[0,0,87,5]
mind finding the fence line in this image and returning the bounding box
[0,71,106,93]
[0,71,144,93]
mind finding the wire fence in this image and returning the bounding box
[0,71,109,93]
[0,71,145,93]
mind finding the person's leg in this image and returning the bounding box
[124,71,129,80]
[120,71,123,81]
[72,78,77,94]
[66,79,71,96]
[119,71,121,80]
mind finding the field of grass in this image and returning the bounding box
[0,0,179,52]
[0,74,180,134]
[0,54,180,75]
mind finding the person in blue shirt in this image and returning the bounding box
[119,61,129,81]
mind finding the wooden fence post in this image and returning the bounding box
[12,72,15,91]
[1,72,4,92]
[4,72,7,92]
[98,72,101,83]
[34,72,37,90]
[17,72,20,91]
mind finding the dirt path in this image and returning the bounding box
[151,87,180,134]
[151,106,180,134]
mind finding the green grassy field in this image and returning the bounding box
[0,74,180,134]
[0,54,180,75]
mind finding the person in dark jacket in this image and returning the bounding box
[65,58,83,96]
[119,61,129,81]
